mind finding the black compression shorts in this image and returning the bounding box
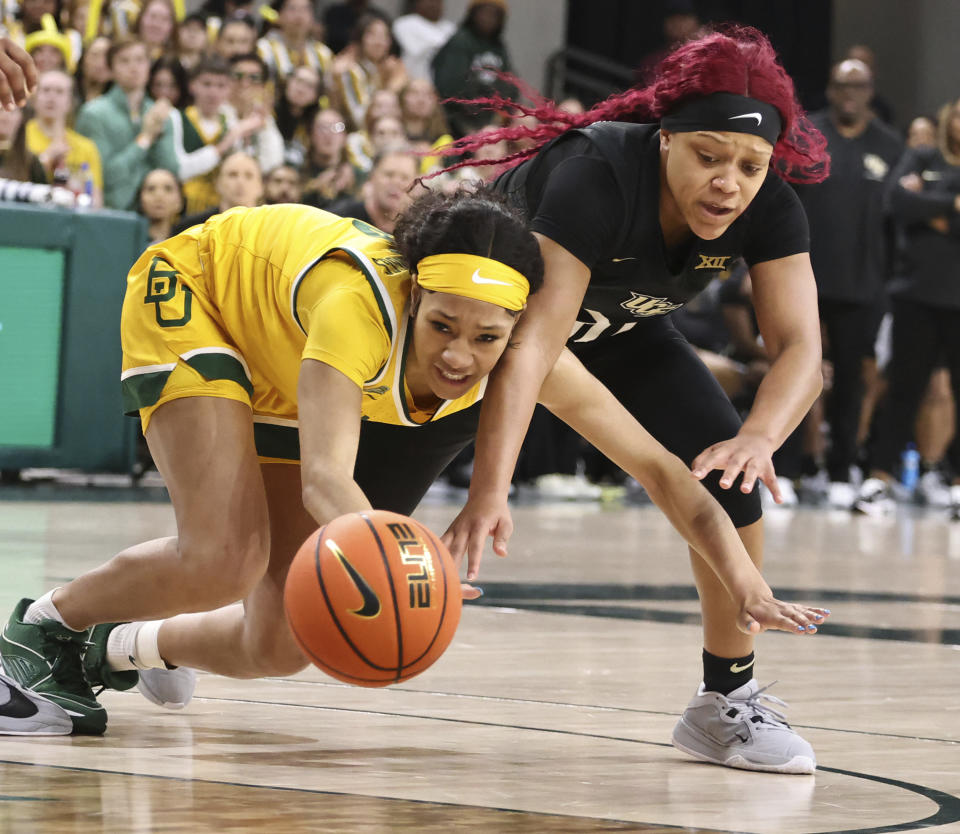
[570,316,763,528]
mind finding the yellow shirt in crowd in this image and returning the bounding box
[25,120,104,192]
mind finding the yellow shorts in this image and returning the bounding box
[119,233,301,462]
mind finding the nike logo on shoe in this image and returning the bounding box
[729,112,762,125]
[0,685,39,718]
[730,658,756,674]
[471,269,512,287]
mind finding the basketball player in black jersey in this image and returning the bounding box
[442,27,832,773]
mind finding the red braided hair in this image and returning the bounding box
[438,25,829,184]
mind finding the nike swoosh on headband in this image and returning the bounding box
[729,112,762,125]
[471,269,512,287]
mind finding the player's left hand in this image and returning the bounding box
[691,431,780,501]
[740,596,831,636]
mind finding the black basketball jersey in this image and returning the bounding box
[494,121,809,344]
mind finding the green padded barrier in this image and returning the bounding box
[0,205,148,473]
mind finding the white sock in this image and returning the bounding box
[25,589,84,632]
[106,621,167,672]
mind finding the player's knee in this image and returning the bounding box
[176,536,269,606]
[246,632,310,677]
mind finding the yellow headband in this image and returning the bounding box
[415,254,529,312]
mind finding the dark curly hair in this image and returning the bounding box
[393,186,544,302]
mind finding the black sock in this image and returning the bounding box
[800,454,819,477]
[702,649,755,695]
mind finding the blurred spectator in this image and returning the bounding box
[431,0,514,138]
[24,14,73,73]
[75,36,178,210]
[137,167,183,242]
[77,36,111,103]
[225,52,284,173]
[330,13,407,133]
[322,0,387,56]
[178,13,209,70]
[26,69,103,206]
[344,87,400,171]
[844,44,894,126]
[274,63,321,166]
[173,148,262,230]
[0,106,47,183]
[855,101,960,518]
[328,147,416,233]
[399,77,448,146]
[794,58,903,508]
[262,161,301,203]
[907,115,937,149]
[392,0,454,82]
[300,106,357,207]
[557,96,584,115]
[5,0,59,39]
[215,14,258,60]
[201,0,257,39]
[635,0,701,84]
[258,0,332,83]
[173,55,262,214]
[148,55,189,107]
[134,0,178,60]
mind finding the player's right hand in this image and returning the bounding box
[0,37,38,110]
[442,493,514,597]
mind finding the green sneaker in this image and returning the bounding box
[83,624,139,692]
[0,599,106,735]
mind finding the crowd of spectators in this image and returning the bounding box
[2,0,958,517]
[0,0,516,222]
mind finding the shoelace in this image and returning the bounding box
[42,626,92,696]
[731,681,791,728]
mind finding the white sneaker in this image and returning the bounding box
[672,680,816,774]
[533,473,603,500]
[0,671,72,735]
[827,481,857,509]
[760,476,798,508]
[853,477,896,516]
[137,667,197,710]
[916,470,951,507]
[797,470,829,503]
[950,486,960,522]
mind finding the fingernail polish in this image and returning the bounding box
[806,625,817,631]
[475,587,484,597]
[824,609,831,615]
[814,614,823,620]
[796,625,805,631]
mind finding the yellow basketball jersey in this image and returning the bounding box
[122,204,485,430]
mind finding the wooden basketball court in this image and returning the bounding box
[1,487,958,833]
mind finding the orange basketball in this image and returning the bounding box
[284,510,462,687]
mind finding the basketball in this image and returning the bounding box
[283,510,462,687]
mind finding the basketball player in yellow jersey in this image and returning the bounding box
[0,190,826,735]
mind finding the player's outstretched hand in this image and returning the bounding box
[739,595,830,636]
[0,37,38,110]
[442,493,513,601]
[692,431,781,502]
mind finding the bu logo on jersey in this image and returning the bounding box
[144,257,193,327]
[620,292,681,317]
[694,254,732,271]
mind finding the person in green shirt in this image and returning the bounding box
[431,0,514,138]
[75,36,178,211]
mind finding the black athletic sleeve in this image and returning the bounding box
[741,174,810,266]
[529,154,625,269]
